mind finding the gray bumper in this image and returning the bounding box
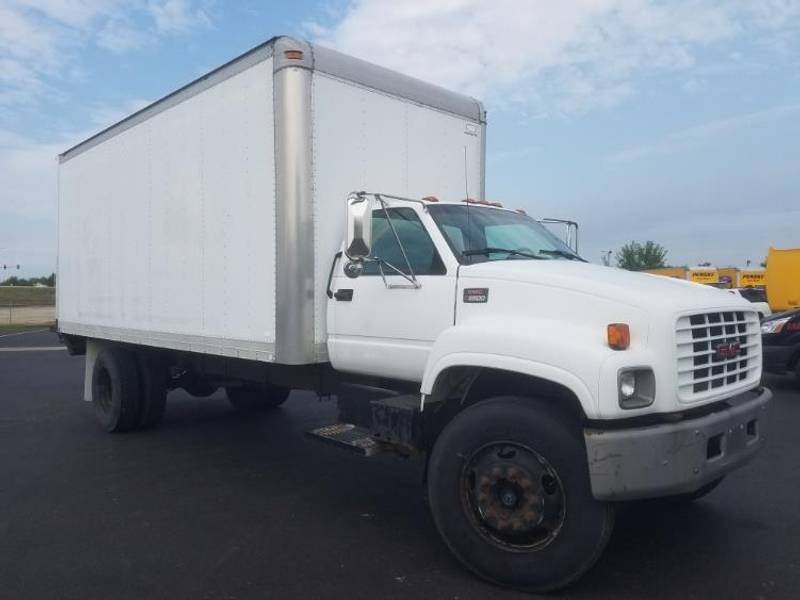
[584,388,771,501]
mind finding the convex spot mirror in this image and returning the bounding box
[345,193,372,261]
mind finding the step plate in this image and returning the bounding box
[306,423,382,457]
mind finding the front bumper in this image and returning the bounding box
[584,387,771,501]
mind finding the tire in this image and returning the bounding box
[92,347,141,433]
[136,352,168,429]
[428,396,614,593]
[226,384,290,410]
[181,374,219,398]
[663,477,724,503]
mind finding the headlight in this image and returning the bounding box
[761,317,792,334]
[618,368,655,409]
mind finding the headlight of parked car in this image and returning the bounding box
[761,316,792,334]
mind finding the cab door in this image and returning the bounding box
[327,205,456,381]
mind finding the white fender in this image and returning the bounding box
[420,317,611,417]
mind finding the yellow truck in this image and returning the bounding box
[717,268,766,289]
[766,248,800,312]
[644,267,721,285]
[688,267,719,285]
[643,267,687,279]
[738,269,766,288]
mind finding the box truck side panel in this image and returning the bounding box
[58,58,277,359]
[310,72,484,346]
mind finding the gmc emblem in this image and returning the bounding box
[715,341,741,360]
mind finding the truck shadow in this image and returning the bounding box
[72,389,780,599]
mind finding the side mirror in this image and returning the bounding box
[345,193,372,260]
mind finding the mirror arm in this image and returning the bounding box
[377,258,421,289]
[375,194,419,287]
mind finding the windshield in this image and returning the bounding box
[428,204,583,264]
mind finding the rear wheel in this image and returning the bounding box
[428,397,614,593]
[136,352,168,429]
[226,384,290,410]
[92,347,141,433]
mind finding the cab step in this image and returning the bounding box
[305,423,383,457]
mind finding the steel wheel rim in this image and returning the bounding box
[460,441,566,551]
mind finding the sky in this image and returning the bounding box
[1,0,799,277]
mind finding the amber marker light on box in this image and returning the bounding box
[607,323,630,350]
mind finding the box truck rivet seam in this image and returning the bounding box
[56,35,770,593]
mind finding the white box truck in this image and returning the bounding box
[57,36,771,592]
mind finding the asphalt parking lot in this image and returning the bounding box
[1,330,799,599]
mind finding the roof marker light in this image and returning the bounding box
[284,50,304,60]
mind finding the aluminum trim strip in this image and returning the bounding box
[58,321,278,361]
[273,62,316,364]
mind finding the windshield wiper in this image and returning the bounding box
[538,249,585,261]
[462,247,545,260]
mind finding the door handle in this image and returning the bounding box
[334,289,354,301]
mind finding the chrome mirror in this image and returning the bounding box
[345,193,372,260]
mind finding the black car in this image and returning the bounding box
[761,308,800,387]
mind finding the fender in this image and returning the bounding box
[421,317,613,417]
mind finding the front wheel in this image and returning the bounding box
[427,397,614,593]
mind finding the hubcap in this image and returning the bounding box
[461,442,565,551]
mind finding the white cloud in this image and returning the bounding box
[0,130,63,221]
[0,0,212,109]
[97,17,154,53]
[310,0,800,116]
[607,103,800,163]
[0,98,152,223]
[147,0,211,34]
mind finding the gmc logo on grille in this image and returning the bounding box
[715,341,741,360]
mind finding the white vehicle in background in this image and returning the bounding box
[56,36,771,592]
[729,288,772,319]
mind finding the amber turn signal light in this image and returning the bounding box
[607,323,630,350]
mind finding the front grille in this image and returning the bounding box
[676,310,761,402]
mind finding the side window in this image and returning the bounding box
[363,208,446,276]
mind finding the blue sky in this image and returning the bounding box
[1,0,799,277]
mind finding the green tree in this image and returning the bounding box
[615,241,668,271]
[0,273,56,287]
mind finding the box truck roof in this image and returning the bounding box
[60,36,486,163]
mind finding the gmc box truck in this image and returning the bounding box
[57,36,771,592]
